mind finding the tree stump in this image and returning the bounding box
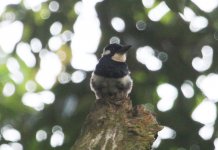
[71,97,162,150]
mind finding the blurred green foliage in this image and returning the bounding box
[0,0,218,149]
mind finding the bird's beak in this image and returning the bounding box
[119,45,132,54]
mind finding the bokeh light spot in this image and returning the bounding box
[157,83,178,100]
[49,1,59,12]
[142,0,155,8]
[71,0,101,71]
[6,57,20,72]
[36,130,47,142]
[197,73,218,101]
[0,21,23,54]
[157,83,178,112]
[61,30,73,42]
[22,90,55,110]
[2,82,15,97]
[189,16,208,32]
[1,125,21,142]
[39,90,55,104]
[0,0,21,15]
[52,125,62,133]
[25,80,37,92]
[36,50,62,89]
[191,99,217,125]
[2,12,16,21]
[191,0,218,13]
[24,0,47,10]
[58,72,71,84]
[71,53,98,71]
[192,45,213,72]
[50,21,62,36]
[214,138,218,150]
[180,7,196,22]
[30,38,42,53]
[157,52,168,62]
[199,125,214,140]
[214,32,218,40]
[0,144,13,150]
[9,72,24,84]
[148,2,170,22]
[40,9,50,19]
[50,130,64,147]
[6,57,24,84]
[10,143,23,150]
[111,17,125,32]
[16,42,36,68]
[109,36,120,44]
[136,46,162,71]
[71,70,86,83]
[74,1,83,15]
[158,126,176,139]
[136,20,146,31]
[181,80,194,99]
[22,92,45,111]
[48,36,62,51]
[71,0,101,54]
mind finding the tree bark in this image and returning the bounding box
[71,97,162,150]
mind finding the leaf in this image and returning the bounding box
[165,0,187,13]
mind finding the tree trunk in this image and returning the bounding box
[71,97,162,150]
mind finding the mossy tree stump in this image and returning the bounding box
[71,97,162,150]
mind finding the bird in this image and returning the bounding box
[90,43,133,100]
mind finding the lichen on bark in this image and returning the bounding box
[71,97,162,150]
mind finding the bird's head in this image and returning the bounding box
[101,43,131,62]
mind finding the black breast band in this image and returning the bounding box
[94,57,129,78]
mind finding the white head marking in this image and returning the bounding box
[102,50,111,56]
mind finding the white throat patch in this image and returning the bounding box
[112,53,126,62]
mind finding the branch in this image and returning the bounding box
[71,97,162,150]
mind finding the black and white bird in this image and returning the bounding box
[90,43,133,99]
